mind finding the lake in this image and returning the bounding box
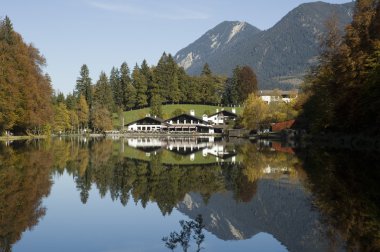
[1,137,379,252]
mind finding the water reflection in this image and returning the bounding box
[0,142,52,252]
[124,137,237,164]
[297,148,380,252]
[0,138,379,252]
[163,214,205,252]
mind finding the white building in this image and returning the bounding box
[126,116,167,132]
[203,109,238,125]
[165,114,216,134]
[258,90,298,104]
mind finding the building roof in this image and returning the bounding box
[126,116,166,126]
[209,110,238,117]
[165,113,211,125]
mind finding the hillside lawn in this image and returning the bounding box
[113,104,242,128]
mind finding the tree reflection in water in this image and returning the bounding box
[297,147,380,252]
[163,215,205,252]
[0,138,379,252]
[0,141,53,252]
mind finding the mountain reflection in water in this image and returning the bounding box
[0,137,379,252]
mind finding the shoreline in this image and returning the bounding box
[0,135,48,141]
[2,132,379,152]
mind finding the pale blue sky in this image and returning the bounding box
[1,0,351,94]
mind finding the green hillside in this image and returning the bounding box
[113,104,242,127]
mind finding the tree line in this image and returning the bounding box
[64,57,259,132]
[0,16,259,135]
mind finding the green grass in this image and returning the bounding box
[113,104,242,127]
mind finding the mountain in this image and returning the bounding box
[175,1,354,89]
[175,21,261,71]
[177,178,346,252]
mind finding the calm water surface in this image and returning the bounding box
[1,137,379,252]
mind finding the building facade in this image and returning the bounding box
[204,110,238,125]
[126,117,167,132]
[165,114,215,134]
[126,114,216,134]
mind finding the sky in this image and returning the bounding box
[1,0,351,94]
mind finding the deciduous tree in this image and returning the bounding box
[242,93,269,130]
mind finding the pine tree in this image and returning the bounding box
[109,66,122,108]
[93,72,115,113]
[56,92,65,104]
[120,62,131,110]
[177,67,189,102]
[132,64,148,108]
[166,55,181,103]
[153,52,172,103]
[0,16,15,44]
[65,93,77,110]
[140,59,154,105]
[150,82,162,117]
[170,71,181,103]
[125,83,137,110]
[76,64,93,108]
[201,63,212,77]
[230,66,241,105]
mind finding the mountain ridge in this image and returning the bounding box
[174,1,355,89]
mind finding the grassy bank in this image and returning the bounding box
[114,104,242,128]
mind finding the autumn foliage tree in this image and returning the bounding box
[242,93,269,130]
[300,0,380,134]
[0,17,53,135]
[223,65,258,105]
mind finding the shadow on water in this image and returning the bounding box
[0,137,379,251]
[295,146,380,252]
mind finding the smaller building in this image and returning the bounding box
[259,90,298,104]
[126,116,167,132]
[270,120,295,132]
[204,110,238,125]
